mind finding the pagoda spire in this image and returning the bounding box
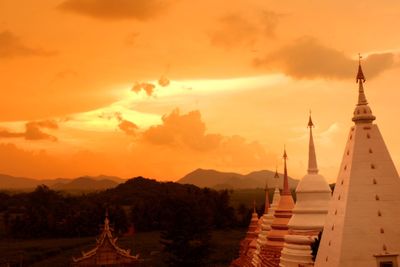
[104,209,110,231]
[282,148,290,195]
[352,54,376,124]
[307,111,319,174]
[274,167,279,179]
[264,181,270,214]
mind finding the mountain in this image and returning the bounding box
[0,174,123,190]
[0,174,42,189]
[51,177,119,191]
[178,168,299,189]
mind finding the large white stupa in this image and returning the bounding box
[280,114,332,267]
[315,59,400,266]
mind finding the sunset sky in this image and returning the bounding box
[0,0,399,182]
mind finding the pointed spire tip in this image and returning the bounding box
[356,53,366,83]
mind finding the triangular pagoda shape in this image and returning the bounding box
[280,114,331,267]
[260,150,295,267]
[231,201,260,267]
[252,170,282,267]
[72,211,139,266]
[315,59,400,267]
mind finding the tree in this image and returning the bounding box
[161,197,211,267]
[311,231,323,261]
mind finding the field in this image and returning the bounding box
[0,229,246,267]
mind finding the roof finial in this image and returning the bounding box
[307,112,319,174]
[274,166,279,179]
[282,147,290,195]
[356,53,366,84]
[253,199,256,213]
[352,54,376,124]
[308,109,314,128]
[104,209,110,231]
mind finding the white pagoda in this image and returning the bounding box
[280,114,331,267]
[252,170,282,267]
[315,59,400,266]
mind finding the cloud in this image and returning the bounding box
[254,37,395,80]
[0,31,55,58]
[132,82,156,96]
[0,143,120,179]
[209,10,280,49]
[0,120,58,141]
[158,76,170,87]
[140,109,273,173]
[143,109,221,151]
[114,112,138,136]
[58,0,170,21]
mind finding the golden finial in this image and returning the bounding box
[356,53,366,83]
[308,109,314,128]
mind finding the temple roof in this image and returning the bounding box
[72,212,139,264]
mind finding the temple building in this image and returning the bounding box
[315,60,400,266]
[252,170,281,267]
[280,114,331,267]
[259,150,295,267]
[72,212,139,266]
[231,201,261,267]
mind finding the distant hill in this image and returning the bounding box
[0,174,123,191]
[52,177,119,191]
[178,168,299,189]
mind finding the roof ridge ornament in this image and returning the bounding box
[308,110,314,128]
[352,54,376,124]
[357,53,366,83]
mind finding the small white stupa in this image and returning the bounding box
[315,58,400,266]
[280,114,332,267]
[252,170,282,267]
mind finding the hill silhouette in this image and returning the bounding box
[178,168,299,189]
[0,174,123,190]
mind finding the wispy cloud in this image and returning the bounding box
[254,37,396,80]
[58,0,171,21]
[0,31,55,58]
[0,120,58,141]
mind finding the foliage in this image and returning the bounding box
[311,231,323,261]
[1,177,238,239]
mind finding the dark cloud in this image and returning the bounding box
[114,112,138,136]
[209,10,280,49]
[132,82,156,96]
[158,76,170,87]
[254,37,395,80]
[118,120,139,136]
[143,109,222,151]
[58,0,170,21]
[0,31,55,58]
[0,120,58,141]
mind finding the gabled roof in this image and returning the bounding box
[73,213,139,263]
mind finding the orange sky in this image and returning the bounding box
[0,0,399,182]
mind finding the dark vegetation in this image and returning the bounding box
[0,230,245,267]
[0,177,241,238]
[0,177,259,266]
